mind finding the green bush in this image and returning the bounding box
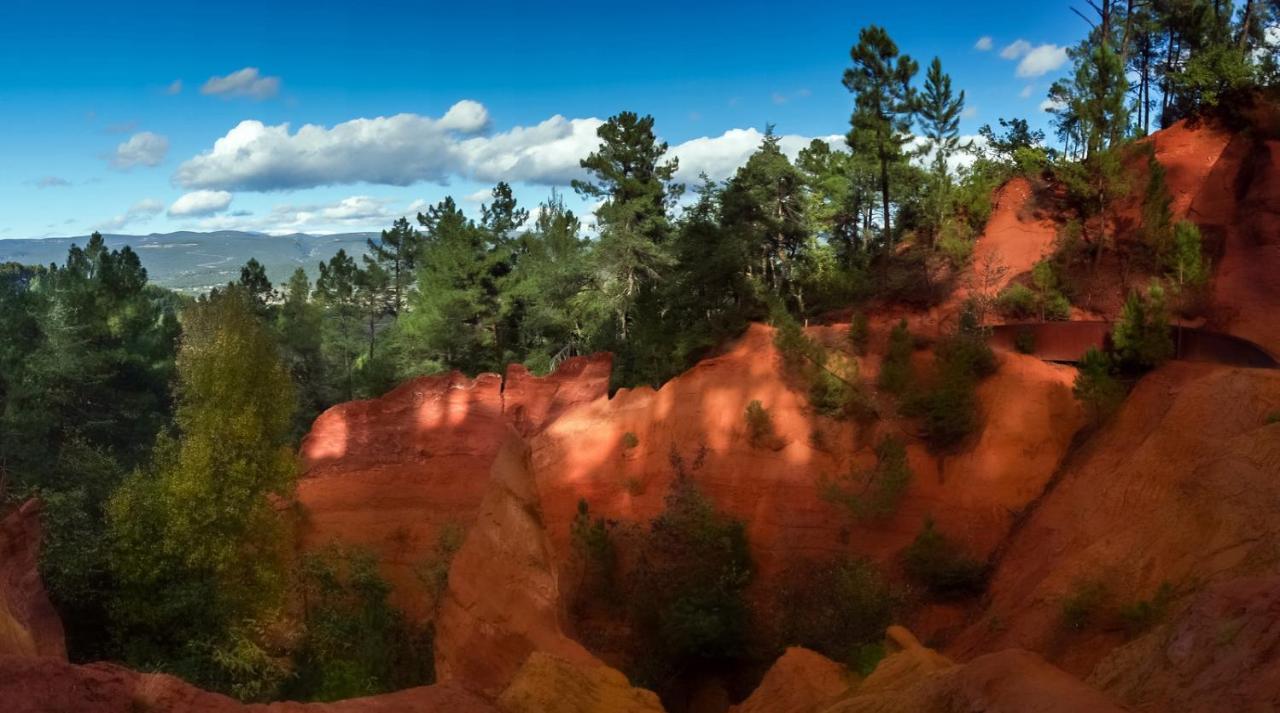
[414,523,465,609]
[1043,292,1071,320]
[625,475,752,689]
[997,269,1070,322]
[1113,284,1173,370]
[878,320,914,394]
[902,518,987,599]
[288,546,434,702]
[906,374,978,449]
[1012,145,1051,175]
[771,301,826,371]
[809,368,876,421]
[1014,328,1036,354]
[621,431,640,449]
[773,301,872,419]
[809,369,850,417]
[996,284,1037,319]
[1141,151,1174,261]
[1169,221,1208,288]
[745,400,777,448]
[848,312,870,355]
[905,319,995,450]
[570,499,616,604]
[1073,348,1127,424]
[1061,580,1108,632]
[822,436,911,520]
[1118,582,1175,637]
[935,323,996,380]
[774,557,899,672]
[937,221,975,268]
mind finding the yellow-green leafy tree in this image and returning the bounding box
[107,284,296,699]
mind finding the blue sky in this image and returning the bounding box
[0,0,1092,238]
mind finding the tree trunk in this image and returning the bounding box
[1119,0,1136,67]
[880,153,892,247]
[1161,33,1176,126]
[1238,0,1255,50]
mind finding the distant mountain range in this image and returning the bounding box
[0,231,377,293]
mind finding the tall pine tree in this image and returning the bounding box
[572,112,682,343]
[844,26,918,246]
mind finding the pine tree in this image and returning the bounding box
[720,130,809,308]
[501,190,593,372]
[355,258,391,364]
[315,249,361,401]
[918,57,966,245]
[795,139,868,261]
[844,26,918,246]
[398,197,495,373]
[277,268,326,437]
[365,217,420,317]
[236,258,275,314]
[572,112,682,342]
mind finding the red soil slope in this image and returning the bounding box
[951,362,1280,677]
[530,324,1083,590]
[0,656,497,713]
[1090,575,1280,712]
[971,176,1060,295]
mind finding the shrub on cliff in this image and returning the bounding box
[1074,347,1127,424]
[773,556,900,674]
[822,435,912,520]
[996,283,1037,319]
[287,546,433,702]
[745,400,778,448]
[878,320,914,394]
[902,518,987,598]
[570,499,617,606]
[1112,283,1173,370]
[903,308,995,449]
[848,312,870,355]
[625,471,752,688]
[1168,220,1208,288]
[773,301,874,419]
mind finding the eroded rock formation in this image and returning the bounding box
[0,500,65,659]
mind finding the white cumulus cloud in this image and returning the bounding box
[975,36,994,51]
[95,198,164,231]
[1000,39,1032,59]
[669,129,841,183]
[200,67,281,100]
[1017,44,1069,77]
[110,131,169,169]
[180,195,401,234]
[174,101,510,190]
[458,115,605,185]
[174,101,846,193]
[1040,97,1066,113]
[169,190,233,217]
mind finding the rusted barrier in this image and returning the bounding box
[989,322,1278,368]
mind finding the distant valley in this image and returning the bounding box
[0,231,377,293]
